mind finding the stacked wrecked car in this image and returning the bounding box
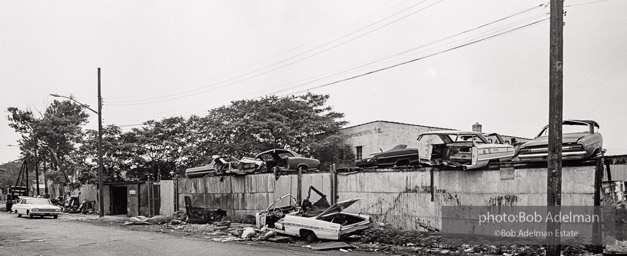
[186,149,320,178]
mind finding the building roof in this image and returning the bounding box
[341,120,453,131]
[341,120,531,141]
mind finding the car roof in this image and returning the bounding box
[563,119,600,128]
[256,148,295,156]
[418,130,482,136]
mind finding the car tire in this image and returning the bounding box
[297,166,307,173]
[29,214,34,219]
[300,230,317,243]
[17,212,22,217]
[54,215,58,219]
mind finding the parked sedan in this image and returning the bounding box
[417,131,515,170]
[355,144,420,168]
[516,120,603,162]
[255,149,320,172]
[271,199,371,241]
[13,197,62,219]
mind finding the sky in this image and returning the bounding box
[1,0,626,164]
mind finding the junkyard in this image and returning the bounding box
[2,1,627,256]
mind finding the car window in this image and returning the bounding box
[278,152,293,159]
[28,199,52,205]
[258,154,274,161]
[539,123,590,137]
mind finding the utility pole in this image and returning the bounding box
[98,67,105,218]
[547,0,564,255]
[34,140,40,196]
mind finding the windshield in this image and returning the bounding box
[26,198,52,205]
[538,123,591,137]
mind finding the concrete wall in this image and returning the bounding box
[173,166,597,230]
[160,180,175,216]
[339,167,595,230]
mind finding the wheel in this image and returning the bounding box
[300,230,317,242]
[29,214,34,219]
[17,212,22,217]
[297,166,307,173]
[53,215,58,219]
[40,216,44,219]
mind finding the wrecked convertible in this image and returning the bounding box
[417,131,515,170]
[256,186,371,241]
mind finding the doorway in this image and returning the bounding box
[110,186,128,215]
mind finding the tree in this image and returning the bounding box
[0,160,22,191]
[125,117,188,180]
[196,93,347,158]
[7,100,89,187]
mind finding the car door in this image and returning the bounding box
[13,199,26,214]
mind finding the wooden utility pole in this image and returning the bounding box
[547,0,564,255]
[98,67,105,217]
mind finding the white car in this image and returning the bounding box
[417,131,515,170]
[272,199,371,241]
[13,197,62,219]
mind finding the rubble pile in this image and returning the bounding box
[359,224,598,255]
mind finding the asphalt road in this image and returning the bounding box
[0,210,374,256]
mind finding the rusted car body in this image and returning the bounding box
[272,199,371,241]
[516,120,603,162]
[417,131,515,170]
[185,155,265,178]
[255,149,320,172]
[355,144,420,168]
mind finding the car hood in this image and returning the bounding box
[316,198,360,218]
[522,133,588,147]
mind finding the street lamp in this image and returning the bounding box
[50,67,104,218]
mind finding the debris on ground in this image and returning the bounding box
[124,215,172,225]
[310,242,354,251]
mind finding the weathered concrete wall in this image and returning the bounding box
[175,166,596,230]
[338,167,595,230]
[160,180,175,216]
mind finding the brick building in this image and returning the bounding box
[340,120,529,160]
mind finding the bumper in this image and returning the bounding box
[518,150,588,162]
[30,212,61,216]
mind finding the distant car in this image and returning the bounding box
[516,120,603,162]
[12,197,62,219]
[255,149,320,172]
[355,144,420,168]
[417,131,515,170]
[271,198,371,241]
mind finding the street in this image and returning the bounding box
[0,211,374,256]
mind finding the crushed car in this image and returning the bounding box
[185,155,265,178]
[255,149,320,173]
[417,131,515,170]
[257,186,371,242]
[272,198,371,241]
[355,144,420,168]
[516,120,603,162]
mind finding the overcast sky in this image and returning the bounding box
[1,0,626,164]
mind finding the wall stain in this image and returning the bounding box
[487,194,518,206]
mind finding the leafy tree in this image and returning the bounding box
[198,93,347,158]
[125,117,187,180]
[7,100,89,187]
[310,134,355,171]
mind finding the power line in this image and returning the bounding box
[107,0,443,106]
[285,18,548,95]
[109,5,548,124]
[110,1,417,102]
